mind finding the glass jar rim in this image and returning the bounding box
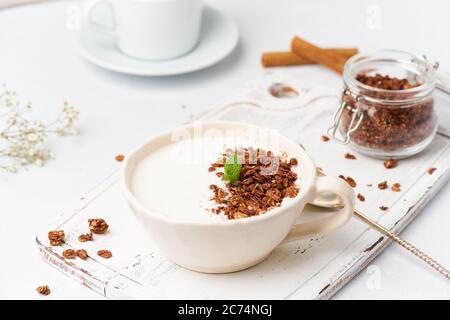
[343,49,437,102]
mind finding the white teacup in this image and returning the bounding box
[121,121,355,273]
[82,0,203,60]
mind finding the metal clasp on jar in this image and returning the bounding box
[327,89,364,144]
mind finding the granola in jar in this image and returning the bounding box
[329,50,438,159]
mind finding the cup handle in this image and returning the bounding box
[82,0,116,37]
[282,176,355,244]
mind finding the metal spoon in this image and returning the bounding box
[311,171,450,280]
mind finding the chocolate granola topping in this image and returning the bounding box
[339,175,357,188]
[36,285,51,296]
[321,135,330,142]
[88,218,109,234]
[356,73,419,90]
[391,183,401,192]
[344,153,356,160]
[76,249,88,260]
[78,232,93,242]
[97,250,112,259]
[48,230,65,246]
[62,249,77,259]
[378,181,388,190]
[383,159,398,169]
[208,148,299,220]
[115,154,125,162]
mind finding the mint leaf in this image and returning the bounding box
[223,153,242,184]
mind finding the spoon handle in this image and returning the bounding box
[353,209,450,280]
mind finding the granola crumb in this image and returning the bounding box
[78,232,93,242]
[88,218,109,234]
[48,230,65,246]
[97,250,112,259]
[427,167,437,175]
[344,153,357,160]
[345,176,357,188]
[208,166,216,172]
[215,172,224,178]
[378,181,388,190]
[391,183,401,192]
[289,158,298,166]
[115,154,125,162]
[321,135,330,142]
[36,285,51,296]
[357,193,365,202]
[383,159,398,169]
[339,175,357,188]
[379,206,389,211]
[234,212,249,219]
[62,249,77,259]
[76,249,88,260]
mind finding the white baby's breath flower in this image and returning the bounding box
[7,164,18,173]
[27,133,38,142]
[6,113,16,125]
[0,85,79,174]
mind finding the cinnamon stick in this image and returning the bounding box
[291,36,349,74]
[262,48,358,68]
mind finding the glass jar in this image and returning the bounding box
[328,50,438,159]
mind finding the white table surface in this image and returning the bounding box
[0,0,449,300]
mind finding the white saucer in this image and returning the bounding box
[77,6,239,76]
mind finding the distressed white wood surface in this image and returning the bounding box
[36,76,450,299]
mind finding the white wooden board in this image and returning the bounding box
[36,74,450,299]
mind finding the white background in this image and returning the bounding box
[0,0,449,299]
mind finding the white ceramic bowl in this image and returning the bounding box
[121,121,355,273]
